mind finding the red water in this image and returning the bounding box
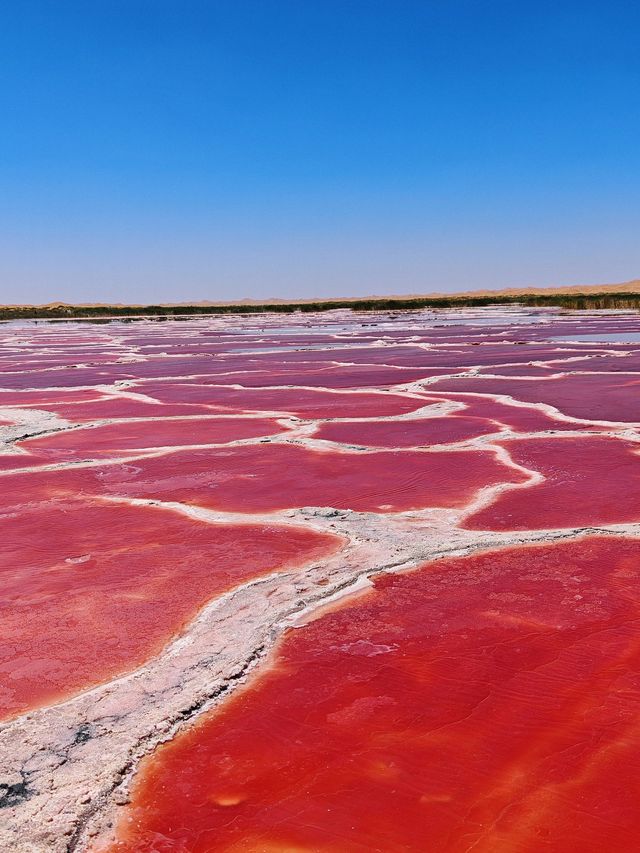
[465,436,640,530]
[0,500,338,719]
[0,443,527,514]
[316,415,499,447]
[0,389,107,406]
[18,417,288,461]
[107,537,640,853]
[431,374,640,423]
[141,383,433,417]
[438,393,604,432]
[7,311,640,850]
[40,398,216,421]
[185,364,450,388]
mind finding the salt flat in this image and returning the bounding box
[2,306,640,852]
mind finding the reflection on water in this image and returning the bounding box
[552,332,640,343]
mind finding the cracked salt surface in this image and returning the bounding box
[2,306,640,851]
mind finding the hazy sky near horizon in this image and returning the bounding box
[1,1,639,303]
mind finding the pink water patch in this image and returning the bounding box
[316,415,498,447]
[430,374,640,423]
[105,537,640,853]
[0,443,527,514]
[465,436,640,530]
[0,500,339,719]
[141,383,433,417]
[439,393,605,432]
[18,417,288,461]
[40,398,216,421]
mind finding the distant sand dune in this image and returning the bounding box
[4,277,640,310]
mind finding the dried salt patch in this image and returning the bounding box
[96,464,142,480]
[336,640,398,656]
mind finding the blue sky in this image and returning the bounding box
[1,1,639,303]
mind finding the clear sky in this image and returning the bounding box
[1,1,639,303]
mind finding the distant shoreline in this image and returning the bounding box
[2,288,640,320]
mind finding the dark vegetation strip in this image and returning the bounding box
[2,292,640,321]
